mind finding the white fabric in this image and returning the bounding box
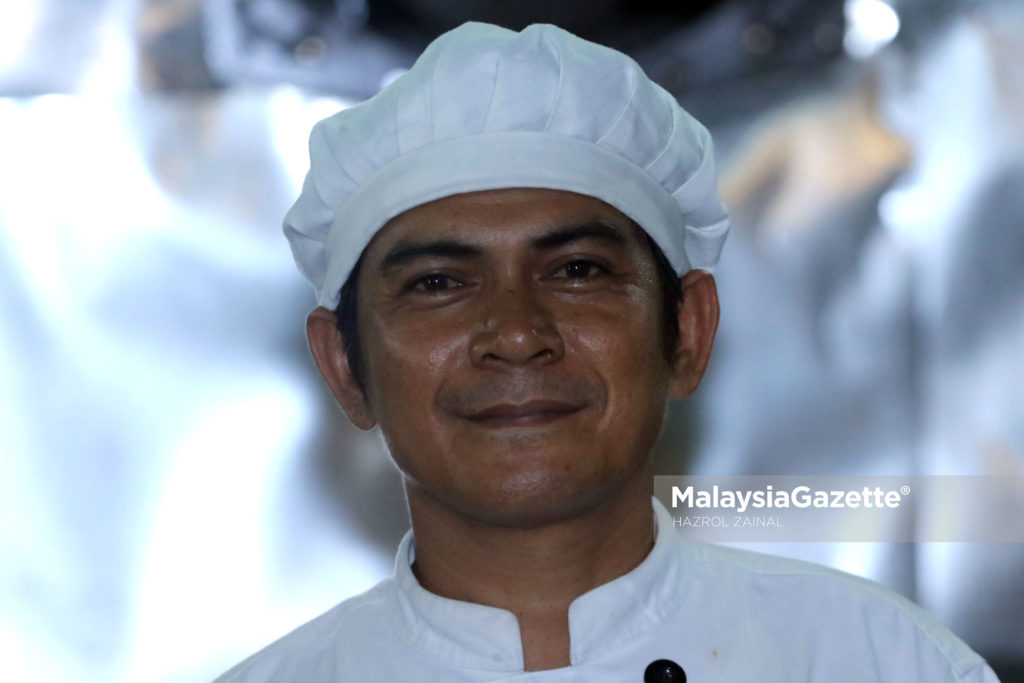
[214,500,999,682]
[283,22,730,308]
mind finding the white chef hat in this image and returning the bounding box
[284,21,729,309]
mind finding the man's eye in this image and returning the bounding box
[558,260,603,281]
[412,273,460,292]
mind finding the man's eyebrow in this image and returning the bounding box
[378,239,484,273]
[530,221,631,251]
[378,221,631,273]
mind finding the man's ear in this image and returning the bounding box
[306,306,377,430]
[668,269,720,398]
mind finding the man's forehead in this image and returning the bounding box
[362,188,645,262]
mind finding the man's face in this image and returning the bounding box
[350,188,678,527]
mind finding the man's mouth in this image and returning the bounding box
[467,400,584,428]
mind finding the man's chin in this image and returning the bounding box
[426,474,638,530]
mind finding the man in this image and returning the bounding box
[217,22,998,681]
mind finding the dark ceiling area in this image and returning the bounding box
[196,0,846,106]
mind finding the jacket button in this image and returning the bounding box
[644,659,686,682]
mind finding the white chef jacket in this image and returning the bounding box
[215,500,999,682]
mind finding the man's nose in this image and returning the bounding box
[468,286,564,367]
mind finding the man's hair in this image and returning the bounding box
[334,231,683,393]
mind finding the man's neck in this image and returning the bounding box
[406,472,656,671]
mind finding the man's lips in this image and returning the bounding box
[466,400,585,428]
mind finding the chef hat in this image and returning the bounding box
[284,22,729,309]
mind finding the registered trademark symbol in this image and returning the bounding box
[901,485,910,495]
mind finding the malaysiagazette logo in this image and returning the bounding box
[656,475,1023,541]
[671,484,907,514]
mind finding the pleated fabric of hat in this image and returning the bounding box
[284,22,730,308]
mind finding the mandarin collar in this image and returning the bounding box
[386,498,687,672]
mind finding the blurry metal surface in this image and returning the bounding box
[0,83,404,681]
[0,0,1022,681]
[203,0,416,99]
[0,3,404,681]
[688,1,1024,675]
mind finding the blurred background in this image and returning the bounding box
[0,0,1021,681]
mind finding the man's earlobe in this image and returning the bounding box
[306,306,377,430]
[668,270,720,398]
